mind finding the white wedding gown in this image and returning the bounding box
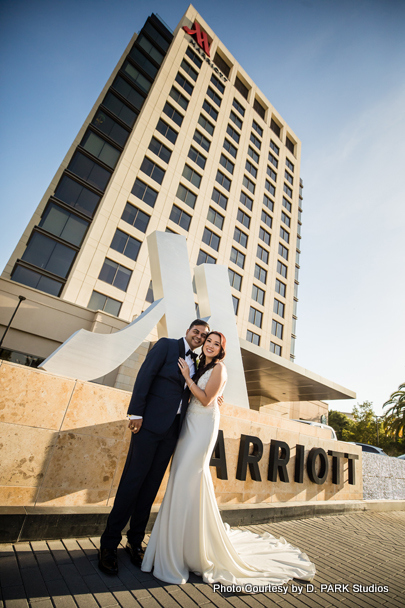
[141,368,316,587]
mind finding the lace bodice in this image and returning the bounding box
[187,366,227,417]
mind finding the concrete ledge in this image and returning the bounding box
[1,500,404,543]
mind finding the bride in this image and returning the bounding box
[141,331,315,588]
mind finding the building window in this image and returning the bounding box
[229,110,243,130]
[110,229,141,261]
[283,197,292,213]
[197,250,216,265]
[234,76,249,99]
[272,320,284,340]
[156,118,178,144]
[88,291,122,316]
[11,265,63,297]
[131,178,159,207]
[232,98,245,116]
[213,51,231,77]
[230,247,245,269]
[80,131,120,169]
[240,191,253,211]
[286,158,294,172]
[207,207,224,230]
[270,119,281,138]
[210,73,225,94]
[268,152,278,169]
[259,227,271,246]
[188,146,206,169]
[275,278,286,297]
[180,59,198,82]
[261,210,272,229]
[193,129,210,151]
[285,170,293,185]
[228,268,242,291]
[121,203,150,232]
[148,137,171,163]
[99,258,132,291]
[140,157,165,184]
[202,227,220,251]
[250,132,261,150]
[277,260,288,279]
[270,342,282,356]
[176,183,197,209]
[254,264,267,284]
[265,180,276,196]
[237,208,251,229]
[226,124,240,144]
[234,226,248,248]
[280,227,290,244]
[252,284,265,305]
[252,119,263,137]
[163,102,184,127]
[245,160,257,179]
[169,86,189,111]
[111,75,145,111]
[270,140,280,155]
[134,37,163,64]
[293,299,298,316]
[220,154,234,174]
[263,194,274,213]
[39,203,88,247]
[248,146,259,164]
[54,175,101,218]
[198,114,215,136]
[232,295,239,315]
[273,299,285,318]
[183,164,202,188]
[249,306,263,328]
[283,184,293,198]
[186,46,202,69]
[22,232,76,278]
[128,47,158,78]
[92,110,129,147]
[290,336,296,357]
[207,86,222,107]
[122,61,151,93]
[203,99,218,121]
[281,211,291,228]
[167,202,191,229]
[242,175,255,194]
[212,188,228,210]
[292,317,297,335]
[296,250,301,265]
[286,137,295,154]
[253,98,265,120]
[267,166,277,182]
[246,330,260,346]
[294,282,299,298]
[223,138,237,158]
[257,244,269,264]
[216,170,231,191]
[278,243,289,261]
[295,266,300,281]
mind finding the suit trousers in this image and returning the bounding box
[100,415,180,550]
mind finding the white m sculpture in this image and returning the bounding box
[40,231,249,409]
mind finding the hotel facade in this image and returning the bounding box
[0,6,353,414]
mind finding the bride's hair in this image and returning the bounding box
[192,331,226,383]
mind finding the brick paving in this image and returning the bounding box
[1,511,404,608]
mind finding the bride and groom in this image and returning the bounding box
[99,319,315,588]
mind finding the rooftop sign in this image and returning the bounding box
[183,21,211,56]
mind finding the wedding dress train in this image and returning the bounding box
[141,368,316,587]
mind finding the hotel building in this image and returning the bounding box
[0,6,354,414]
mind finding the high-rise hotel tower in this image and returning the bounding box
[3,6,303,365]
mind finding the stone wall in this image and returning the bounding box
[0,360,363,507]
[362,453,405,500]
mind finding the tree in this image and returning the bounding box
[328,410,354,441]
[348,401,381,445]
[383,382,405,439]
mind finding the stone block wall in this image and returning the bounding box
[362,453,405,500]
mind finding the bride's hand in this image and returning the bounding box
[178,357,191,380]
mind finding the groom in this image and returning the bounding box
[99,319,210,575]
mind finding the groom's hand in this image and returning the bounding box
[128,419,143,434]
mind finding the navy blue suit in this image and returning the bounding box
[100,337,191,550]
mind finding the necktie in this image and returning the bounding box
[186,349,197,362]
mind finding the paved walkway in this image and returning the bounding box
[1,511,404,608]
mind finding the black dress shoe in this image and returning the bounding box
[125,542,144,567]
[98,547,118,575]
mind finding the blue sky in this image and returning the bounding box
[1,0,404,415]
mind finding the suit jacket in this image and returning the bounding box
[127,337,190,434]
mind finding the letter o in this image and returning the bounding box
[307,447,329,484]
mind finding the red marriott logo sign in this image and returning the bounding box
[183,21,211,57]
